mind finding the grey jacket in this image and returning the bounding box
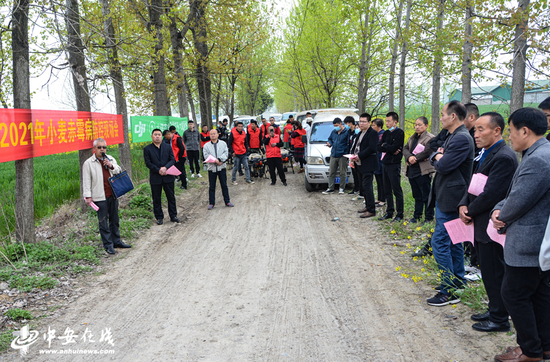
[203,140,228,172]
[183,128,201,151]
[493,138,550,267]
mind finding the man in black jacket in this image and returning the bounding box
[377,112,405,221]
[426,101,474,306]
[144,129,179,225]
[164,129,187,190]
[458,112,518,332]
[351,113,379,218]
[345,116,360,195]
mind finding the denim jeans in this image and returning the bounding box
[431,203,466,294]
[95,196,121,251]
[231,154,250,182]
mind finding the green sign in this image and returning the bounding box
[130,116,188,143]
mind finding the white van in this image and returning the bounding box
[304,109,358,192]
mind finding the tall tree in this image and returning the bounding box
[167,3,190,119]
[460,0,473,104]
[430,0,446,134]
[100,0,132,178]
[398,0,412,128]
[65,0,93,210]
[388,0,404,112]
[148,0,171,116]
[509,0,530,113]
[12,0,35,243]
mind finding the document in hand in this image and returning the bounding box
[343,154,355,159]
[444,218,475,245]
[203,154,218,163]
[468,173,488,196]
[166,165,182,176]
[412,143,425,155]
[486,219,506,247]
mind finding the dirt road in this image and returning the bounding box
[8,172,511,361]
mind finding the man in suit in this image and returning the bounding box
[427,100,474,306]
[402,116,435,223]
[144,128,180,225]
[491,108,550,362]
[458,112,518,333]
[538,97,550,141]
[351,113,379,218]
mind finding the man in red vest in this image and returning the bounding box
[228,121,254,185]
[283,116,294,149]
[263,125,287,186]
[246,120,262,154]
[164,130,187,189]
[200,125,210,162]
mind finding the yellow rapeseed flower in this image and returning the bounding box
[395,266,402,271]
[430,228,435,233]
[391,230,396,234]
[407,236,412,239]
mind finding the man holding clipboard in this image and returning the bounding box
[457,112,517,333]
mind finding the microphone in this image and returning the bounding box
[102,152,109,170]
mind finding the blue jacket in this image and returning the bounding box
[328,128,350,158]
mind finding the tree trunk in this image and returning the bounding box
[215,74,222,124]
[183,75,196,121]
[461,2,473,104]
[100,0,132,179]
[431,0,445,134]
[398,0,412,129]
[167,10,189,119]
[190,0,212,129]
[12,0,35,243]
[65,0,93,211]
[509,0,530,114]
[357,9,369,114]
[388,0,404,112]
[148,0,171,116]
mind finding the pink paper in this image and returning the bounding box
[203,154,218,163]
[486,219,506,247]
[468,173,488,196]
[166,165,182,176]
[412,143,425,155]
[90,201,99,212]
[444,218,475,245]
[381,152,386,160]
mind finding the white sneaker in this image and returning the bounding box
[465,271,482,281]
[322,189,335,195]
[246,180,254,184]
[339,189,345,194]
[232,181,238,185]
[197,173,202,178]
[190,173,195,178]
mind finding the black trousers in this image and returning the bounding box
[95,196,121,251]
[351,166,359,192]
[357,168,376,213]
[501,265,550,358]
[175,159,187,188]
[266,158,286,184]
[382,163,404,217]
[477,241,508,324]
[374,172,384,200]
[408,174,434,220]
[208,169,230,206]
[188,150,201,174]
[151,182,177,220]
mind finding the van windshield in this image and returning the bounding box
[310,122,335,143]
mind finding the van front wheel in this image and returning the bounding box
[305,175,313,192]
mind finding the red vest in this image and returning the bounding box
[200,131,209,148]
[283,123,293,142]
[171,133,186,162]
[248,127,261,149]
[231,128,247,155]
[293,129,307,148]
[265,136,282,159]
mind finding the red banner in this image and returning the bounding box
[0,109,124,163]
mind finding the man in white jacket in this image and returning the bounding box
[203,129,233,210]
[83,138,131,254]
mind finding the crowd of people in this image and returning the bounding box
[82,96,550,362]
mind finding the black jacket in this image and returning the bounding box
[428,125,474,213]
[429,129,449,152]
[351,127,379,173]
[377,128,404,164]
[458,141,518,243]
[143,142,176,185]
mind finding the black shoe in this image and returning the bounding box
[412,248,430,257]
[171,217,180,223]
[472,320,510,332]
[409,218,418,223]
[427,292,460,306]
[270,182,276,186]
[471,311,490,322]
[157,219,163,225]
[392,216,403,222]
[114,242,132,248]
[434,285,442,291]
[105,248,116,255]
[283,182,287,186]
[180,185,187,190]
[239,172,244,176]
[378,213,393,221]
